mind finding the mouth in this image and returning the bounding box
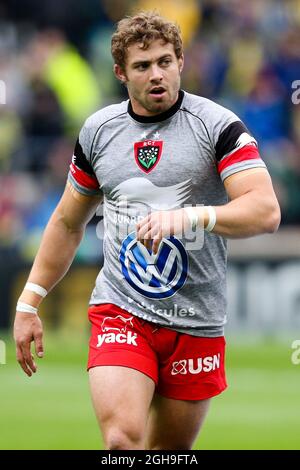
[149,87,166,99]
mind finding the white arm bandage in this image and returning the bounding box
[204,206,217,232]
[16,302,38,315]
[25,282,48,298]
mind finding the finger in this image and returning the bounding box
[136,214,151,232]
[136,220,152,240]
[16,346,33,377]
[137,237,152,252]
[144,239,152,252]
[138,236,152,252]
[26,352,37,373]
[152,237,162,254]
[34,332,44,358]
[20,342,37,374]
[143,222,162,240]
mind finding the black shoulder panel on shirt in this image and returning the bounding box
[73,139,95,176]
[215,121,250,161]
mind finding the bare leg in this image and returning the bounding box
[89,366,155,450]
[146,393,211,450]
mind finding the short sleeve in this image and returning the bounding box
[214,118,266,182]
[67,125,102,196]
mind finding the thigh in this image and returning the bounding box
[87,304,160,448]
[89,365,155,448]
[146,393,210,450]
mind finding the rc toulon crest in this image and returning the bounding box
[134,140,163,173]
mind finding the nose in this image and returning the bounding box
[149,64,163,83]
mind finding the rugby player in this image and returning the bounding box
[14,12,281,450]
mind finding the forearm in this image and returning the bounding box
[14,183,101,377]
[18,214,84,307]
[137,185,281,254]
[200,191,280,239]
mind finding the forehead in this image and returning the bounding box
[126,39,176,65]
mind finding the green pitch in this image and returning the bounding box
[0,333,299,450]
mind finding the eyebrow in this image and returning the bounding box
[131,54,173,67]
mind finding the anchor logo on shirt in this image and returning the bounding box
[134,140,163,173]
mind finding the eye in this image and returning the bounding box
[136,63,148,71]
[160,58,172,67]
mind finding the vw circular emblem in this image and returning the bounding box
[119,232,188,299]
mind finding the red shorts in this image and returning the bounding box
[87,304,227,401]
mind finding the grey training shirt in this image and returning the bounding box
[68,90,266,337]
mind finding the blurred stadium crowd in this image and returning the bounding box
[1,0,300,263]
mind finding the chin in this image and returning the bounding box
[150,101,169,113]
[148,106,165,115]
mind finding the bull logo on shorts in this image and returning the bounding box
[101,315,134,334]
[97,315,137,348]
[119,232,188,299]
[134,140,163,173]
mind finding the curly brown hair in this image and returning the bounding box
[111,11,183,69]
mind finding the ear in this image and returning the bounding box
[178,54,184,73]
[114,64,127,84]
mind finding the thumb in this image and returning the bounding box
[34,333,44,358]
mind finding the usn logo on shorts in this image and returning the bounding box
[119,232,188,299]
[171,354,221,375]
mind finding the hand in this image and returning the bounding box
[14,312,44,377]
[136,208,190,254]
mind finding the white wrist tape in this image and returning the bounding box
[25,282,48,298]
[184,207,199,231]
[205,206,217,232]
[16,301,38,315]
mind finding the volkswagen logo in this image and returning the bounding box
[119,232,188,299]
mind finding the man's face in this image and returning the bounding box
[114,39,184,116]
